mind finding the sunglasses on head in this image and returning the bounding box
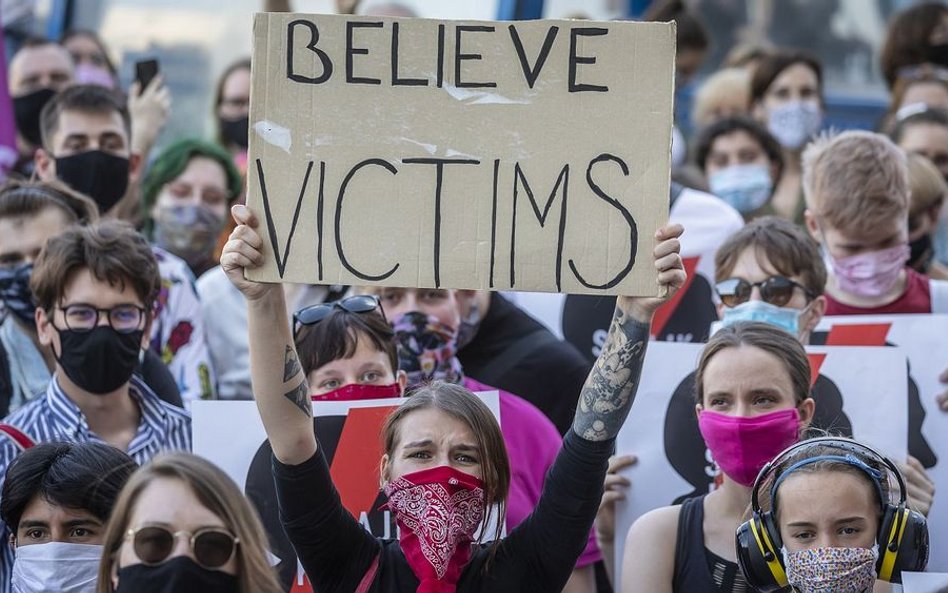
[293,295,384,334]
[127,525,239,570]
[715,276,815,308]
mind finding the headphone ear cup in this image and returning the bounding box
[876,505,930,583]
[736,513,787,593]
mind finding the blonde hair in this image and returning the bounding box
[97,453,283,593]
[802,131,909,235]
[691,68,751,130]
[906,152,947,220]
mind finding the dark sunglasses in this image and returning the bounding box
[126,525,239,569]
[293,295,384,334]
[715,276,815,308]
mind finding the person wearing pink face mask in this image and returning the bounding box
[621,322,816,593]
[801,130,948,315]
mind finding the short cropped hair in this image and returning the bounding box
[693,116,785,184]
[0,179,99,225]
[750,50,823,106]
[295,307,398,377]
[30,221,161,313]
[39,84,130,149]
[906,153,947,223]
[0,442,137,534]
[714,216,827,297]
[802,131,909,236]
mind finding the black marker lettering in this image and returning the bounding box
[335,159,399,280]
[508,25,558,89]
[346,21,383,85]
[402,158,481,288]
[287,20,333,84]
[316,161,326,281]
[568,154,638,289]
[568,27,609,93]
[437,24,446,88]
[509,164,570,289]
[454,25,497,88]
[257,159,313,278]
[489,159,500,289]
[391,22,427,86]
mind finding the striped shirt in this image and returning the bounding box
[0,375,191,592]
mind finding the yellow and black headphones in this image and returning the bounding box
[735,437,929,592]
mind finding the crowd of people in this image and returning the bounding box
[0,0,944,592]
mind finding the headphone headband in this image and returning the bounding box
[751,437,907,515]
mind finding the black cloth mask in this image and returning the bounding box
[925,43,948,68]
[13,88,57,147]
[219,116,249,149]
[55,150,129,214]
[115,557,239,593]
[0,263,36,328]
[52,326,142,395]
[909,233,934,272]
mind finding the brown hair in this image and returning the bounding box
[39,84,130,150]
[880,2,948,89]
[750,50,823,106]
[714,216,826,296]
[643,0,709,54]
[381,381,510,545]
[96,453,283,593]
[802,131,909,236]
[906,152,947,222]
[694,322,811,405]
[30,220,160,313]
[693,115,785,184]
[296,308,398,376]
[887,66,948,121]
[0,178,99,224]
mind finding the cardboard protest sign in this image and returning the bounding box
[612,342,910,585]
[813,314,948,571]
[193,393,501,592]
[246,12,675,295]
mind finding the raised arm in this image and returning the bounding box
[572,224,685,441]
[221,205,316,465]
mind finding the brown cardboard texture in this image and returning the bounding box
[246,12,675,295]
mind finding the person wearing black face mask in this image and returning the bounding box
[6,40,74,176]
[97,453,283,593]
[906,153,948,280]
[0,221,191,593]
[36,84,218,403]
[215,59,251,154]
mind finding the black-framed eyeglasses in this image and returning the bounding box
[126,525,239,570]
[715,276,816,308]
[57,304,146,334]
[293,295,384,334]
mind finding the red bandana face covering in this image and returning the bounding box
[382,466,485,593]
[311,383,401,402]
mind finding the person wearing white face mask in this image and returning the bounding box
[695,116,785,220]
[751,51,825,224]
[0,442,137,593]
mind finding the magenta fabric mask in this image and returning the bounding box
[698,409,800,487]
[824,244,909,298]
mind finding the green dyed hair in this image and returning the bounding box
[140,138,242,234]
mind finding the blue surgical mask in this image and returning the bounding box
[767,100,823,151]
[12,542,102,593]
[708,164,773,214]
[721,300,804,337]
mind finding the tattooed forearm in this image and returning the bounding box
[283,345,302,382]
[282,345,310,416]
[572,306,650,441]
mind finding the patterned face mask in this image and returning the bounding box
[392,311,464,388]
[782,545,878,593]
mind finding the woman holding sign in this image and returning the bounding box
[221,203,685,593]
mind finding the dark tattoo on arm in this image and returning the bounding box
[572,307,649,441]
[282,344,310,416]
[283,345,303,382]
[284,381,312,416]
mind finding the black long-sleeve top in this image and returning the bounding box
[272,430,613,593]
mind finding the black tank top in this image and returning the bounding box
[672,495,749,593]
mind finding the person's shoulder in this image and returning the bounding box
[628,504,682,539]
[195,265,239,302]
[151,246,197,284]
[2,395,46,429]
[132,379,191,424]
